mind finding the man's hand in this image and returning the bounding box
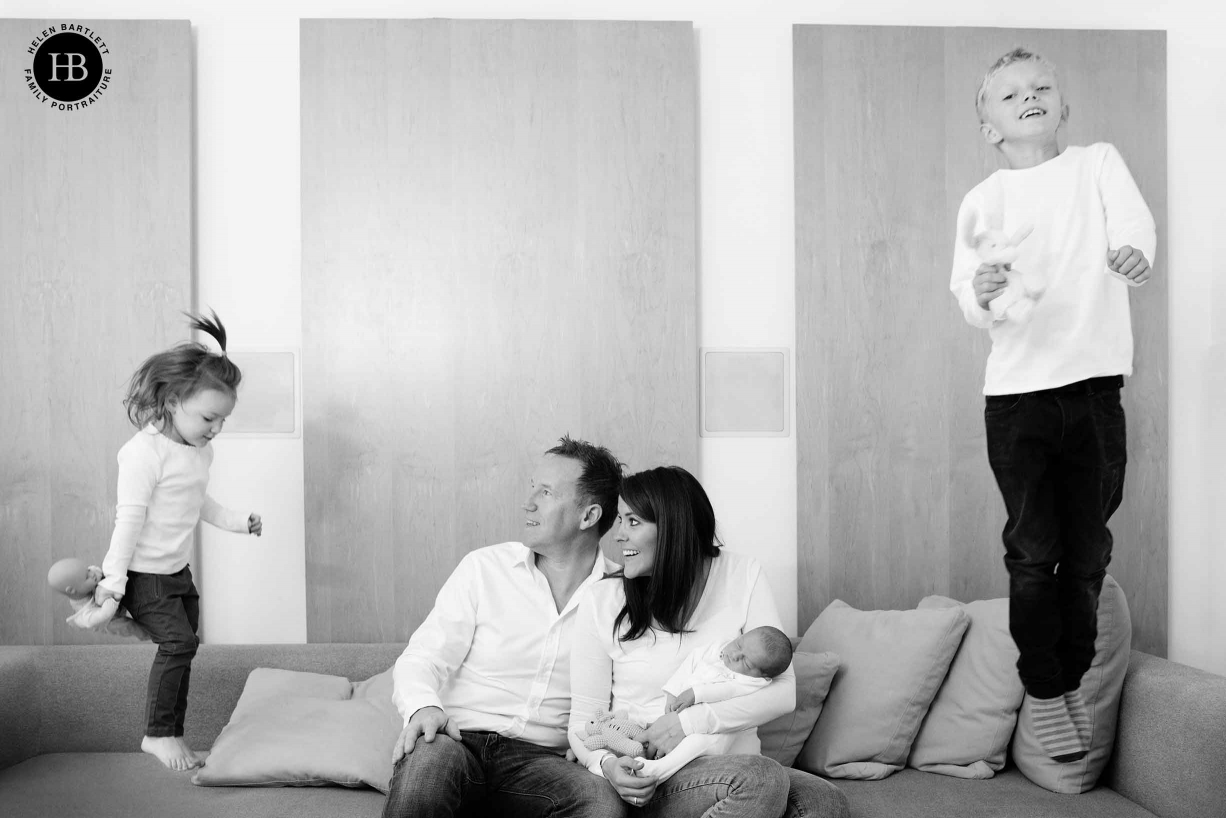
[602,754,658,807]
[248,513,263,536]
[1107,245,1151,285]
[391,706,462,765]
[667,688,696,713]
[640,711,686,759]
[973,263,1008,309]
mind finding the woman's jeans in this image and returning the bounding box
[984,375,1127,699]
[641,755,849,818]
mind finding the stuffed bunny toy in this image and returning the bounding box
[971,224,1040,324]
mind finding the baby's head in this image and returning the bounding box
[720,626,794,679]
[975,47,1067,150]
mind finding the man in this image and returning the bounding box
[383,435,626,818]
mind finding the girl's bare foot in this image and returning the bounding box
[141,735,195,771]
[176,737,205,768]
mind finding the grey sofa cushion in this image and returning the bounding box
[833,768,1158,818]
[0,753,387,818]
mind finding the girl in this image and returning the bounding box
[96,311,262,772]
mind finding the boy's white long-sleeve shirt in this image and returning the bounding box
[99,426,250,596]
[950,142,1156,395]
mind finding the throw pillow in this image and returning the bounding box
[794,600,970,780]
[1011,574,1131,794]
[192,667,402,793]
[758,651,841,767]
[908,595,1024,778]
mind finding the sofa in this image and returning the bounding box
[1,641,1223,818]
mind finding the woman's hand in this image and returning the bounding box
[640,711,686,759]
[602,755,658,807]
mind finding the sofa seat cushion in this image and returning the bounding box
[0,753,386,818]
[832,768,1158,818]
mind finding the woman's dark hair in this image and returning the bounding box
[613,466,721,643]
[123,310,242,430]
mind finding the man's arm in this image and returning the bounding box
[391,554,481,727]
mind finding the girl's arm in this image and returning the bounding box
[568,594,616,777]
[98,444,160,597]
[200,494,253,533]
[675,569,796,737]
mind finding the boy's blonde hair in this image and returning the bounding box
[975,47,1060,122]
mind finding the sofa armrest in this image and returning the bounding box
[1105,650,1226,818]
[0,647,43,771]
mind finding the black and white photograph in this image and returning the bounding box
[1,2,1222,817]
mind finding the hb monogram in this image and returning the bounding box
[48,53,89,81]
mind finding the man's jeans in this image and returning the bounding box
[124,565,201,737]
[985,375,1127,699]
[382,731,625,818]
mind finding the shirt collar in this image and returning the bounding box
[511,542,616,584]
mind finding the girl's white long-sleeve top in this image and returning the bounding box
[99,426,250,596]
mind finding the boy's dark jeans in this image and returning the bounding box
[124,566,200,737]
[985,375,1126,700]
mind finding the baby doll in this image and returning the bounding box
[47,558,150,640]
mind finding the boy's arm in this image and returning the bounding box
[951,193,998,329]
[1099,143,1157,271]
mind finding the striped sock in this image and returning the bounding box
[1065,690,1092,749]
[1029,694,1087,763]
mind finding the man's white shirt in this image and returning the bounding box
[391,541,614,751]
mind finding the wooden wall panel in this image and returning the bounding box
[796,26,1168,655]
[301,20,697,643]
[0,21,192,645]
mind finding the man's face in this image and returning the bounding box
[522,454,589,549]
[980,60,1065,146]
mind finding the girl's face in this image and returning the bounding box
[615,497,658,578]
[166,388,236,447]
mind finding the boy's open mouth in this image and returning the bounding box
[1020,107,1046,119]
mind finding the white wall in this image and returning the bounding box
[10,0,1223,673]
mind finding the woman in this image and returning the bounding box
[569,466,849,817]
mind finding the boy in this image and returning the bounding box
[635,626,794,780]
[949,48,1156,763]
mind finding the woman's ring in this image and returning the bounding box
[632,796,639,806]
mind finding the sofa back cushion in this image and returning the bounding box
[1011,575,1130,793]
[793,601,969,779]
[758,650,840,767]
[907,595,1024,778]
